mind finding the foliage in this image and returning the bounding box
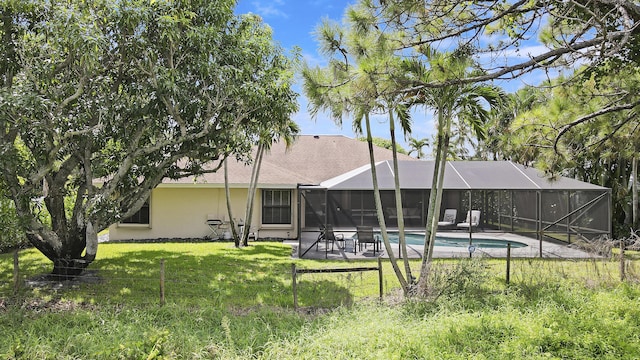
[407,137,429,159]
[500,66,640,237]
[0,0,298,273]
[357,136,407,154]
[416,257,490,301]
[358,0,640,88]
[1,243,640,358]
[333,0,640,165]
[0,196,25,253]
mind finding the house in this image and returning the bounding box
[108,135,416,241]
[109,135,611,244]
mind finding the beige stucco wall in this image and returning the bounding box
[108,186,298,241]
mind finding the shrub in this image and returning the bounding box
[0,197,27,253]
[420,257,490,302]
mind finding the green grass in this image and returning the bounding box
[1,242,640,359]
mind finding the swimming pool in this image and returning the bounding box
[375,232,528,249]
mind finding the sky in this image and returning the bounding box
[233,0,548,155]
[235,0,381,147]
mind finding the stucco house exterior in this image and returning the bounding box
[108,134,611,244]
[108,135,415,241]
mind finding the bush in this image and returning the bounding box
[419,258,490,302]
[0,197,27,253]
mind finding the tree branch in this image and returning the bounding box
[554,99,640,152]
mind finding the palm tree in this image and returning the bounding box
[224,120,299,247]
[402,49,504,295]
[347,5,417,284]
[303,15,412,293]
[408,137,429,159]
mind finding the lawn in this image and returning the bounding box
[1,241,639,359]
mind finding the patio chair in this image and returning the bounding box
[315,224,344,253]
[206,214,227,239]
[356,226,380,255]
[437,209,457,228]
[456,210,481,230]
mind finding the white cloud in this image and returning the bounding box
[251,0,288,19]
[301,52,325,68]
[502,45,551,59]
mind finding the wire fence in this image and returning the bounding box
[292,260,383,309]
[1,248,639,310]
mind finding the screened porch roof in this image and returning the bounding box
[313,161,609,191]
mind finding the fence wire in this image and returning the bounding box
[292,263,384,309]
[1,251,639,309]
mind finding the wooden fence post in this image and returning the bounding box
[13,249,19,295]
[377,257,383,301]
[159,259,165,306]
[506,243,511,285]
[292,263,298,310]
[620,241,625,282]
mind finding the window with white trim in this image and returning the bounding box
[121,200,150,225]
[262,189,291,225]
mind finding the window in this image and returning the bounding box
[262,189,291,224]
[121,200,150,225]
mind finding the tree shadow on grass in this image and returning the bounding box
[58,242,356,309]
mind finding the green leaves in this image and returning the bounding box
[0,0,298,264]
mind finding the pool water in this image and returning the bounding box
[376,232,528,249]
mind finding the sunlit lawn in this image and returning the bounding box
[1,241,640,359]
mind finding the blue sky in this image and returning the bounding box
[235,1,378,146]
[234,0,548,155]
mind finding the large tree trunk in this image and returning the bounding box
[224,157,240,247]
[416,106,451,296]
[242,144,264,246]
[633,157,638,230]
[365,113,409,293]
[17,185,93,279]
[388,111,413,285]
[26,229,89,278]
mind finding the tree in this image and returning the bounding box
[303,14,412,293]
[305,2,508,296]
[226,119,300,248]
[357,136,408,154]
[407,137,429,159]
[354,0,640,155]
[0,0,298,276]
[475,88,546,161]
[0,188,25,253]
[504,67,640,236]
[362,0,640,86]
[396,49,504,295]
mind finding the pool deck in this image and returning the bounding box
[288,230,596,260]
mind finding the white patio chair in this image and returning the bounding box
[437,209,457,227]
[456,210,481,230]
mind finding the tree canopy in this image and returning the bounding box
[364,0,640,85]
[498,65,640,235]
[0,0,298,275]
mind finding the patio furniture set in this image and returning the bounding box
[437,209,481,230]
[316,224,382,256]
[316,209,481,257]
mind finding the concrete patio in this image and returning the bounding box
[288,230,596,260]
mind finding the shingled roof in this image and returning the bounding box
[161,135,417,187]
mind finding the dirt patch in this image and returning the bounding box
[24,269,103,290]
[0,297,97,313]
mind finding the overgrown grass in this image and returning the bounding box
[1,242,640,359]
